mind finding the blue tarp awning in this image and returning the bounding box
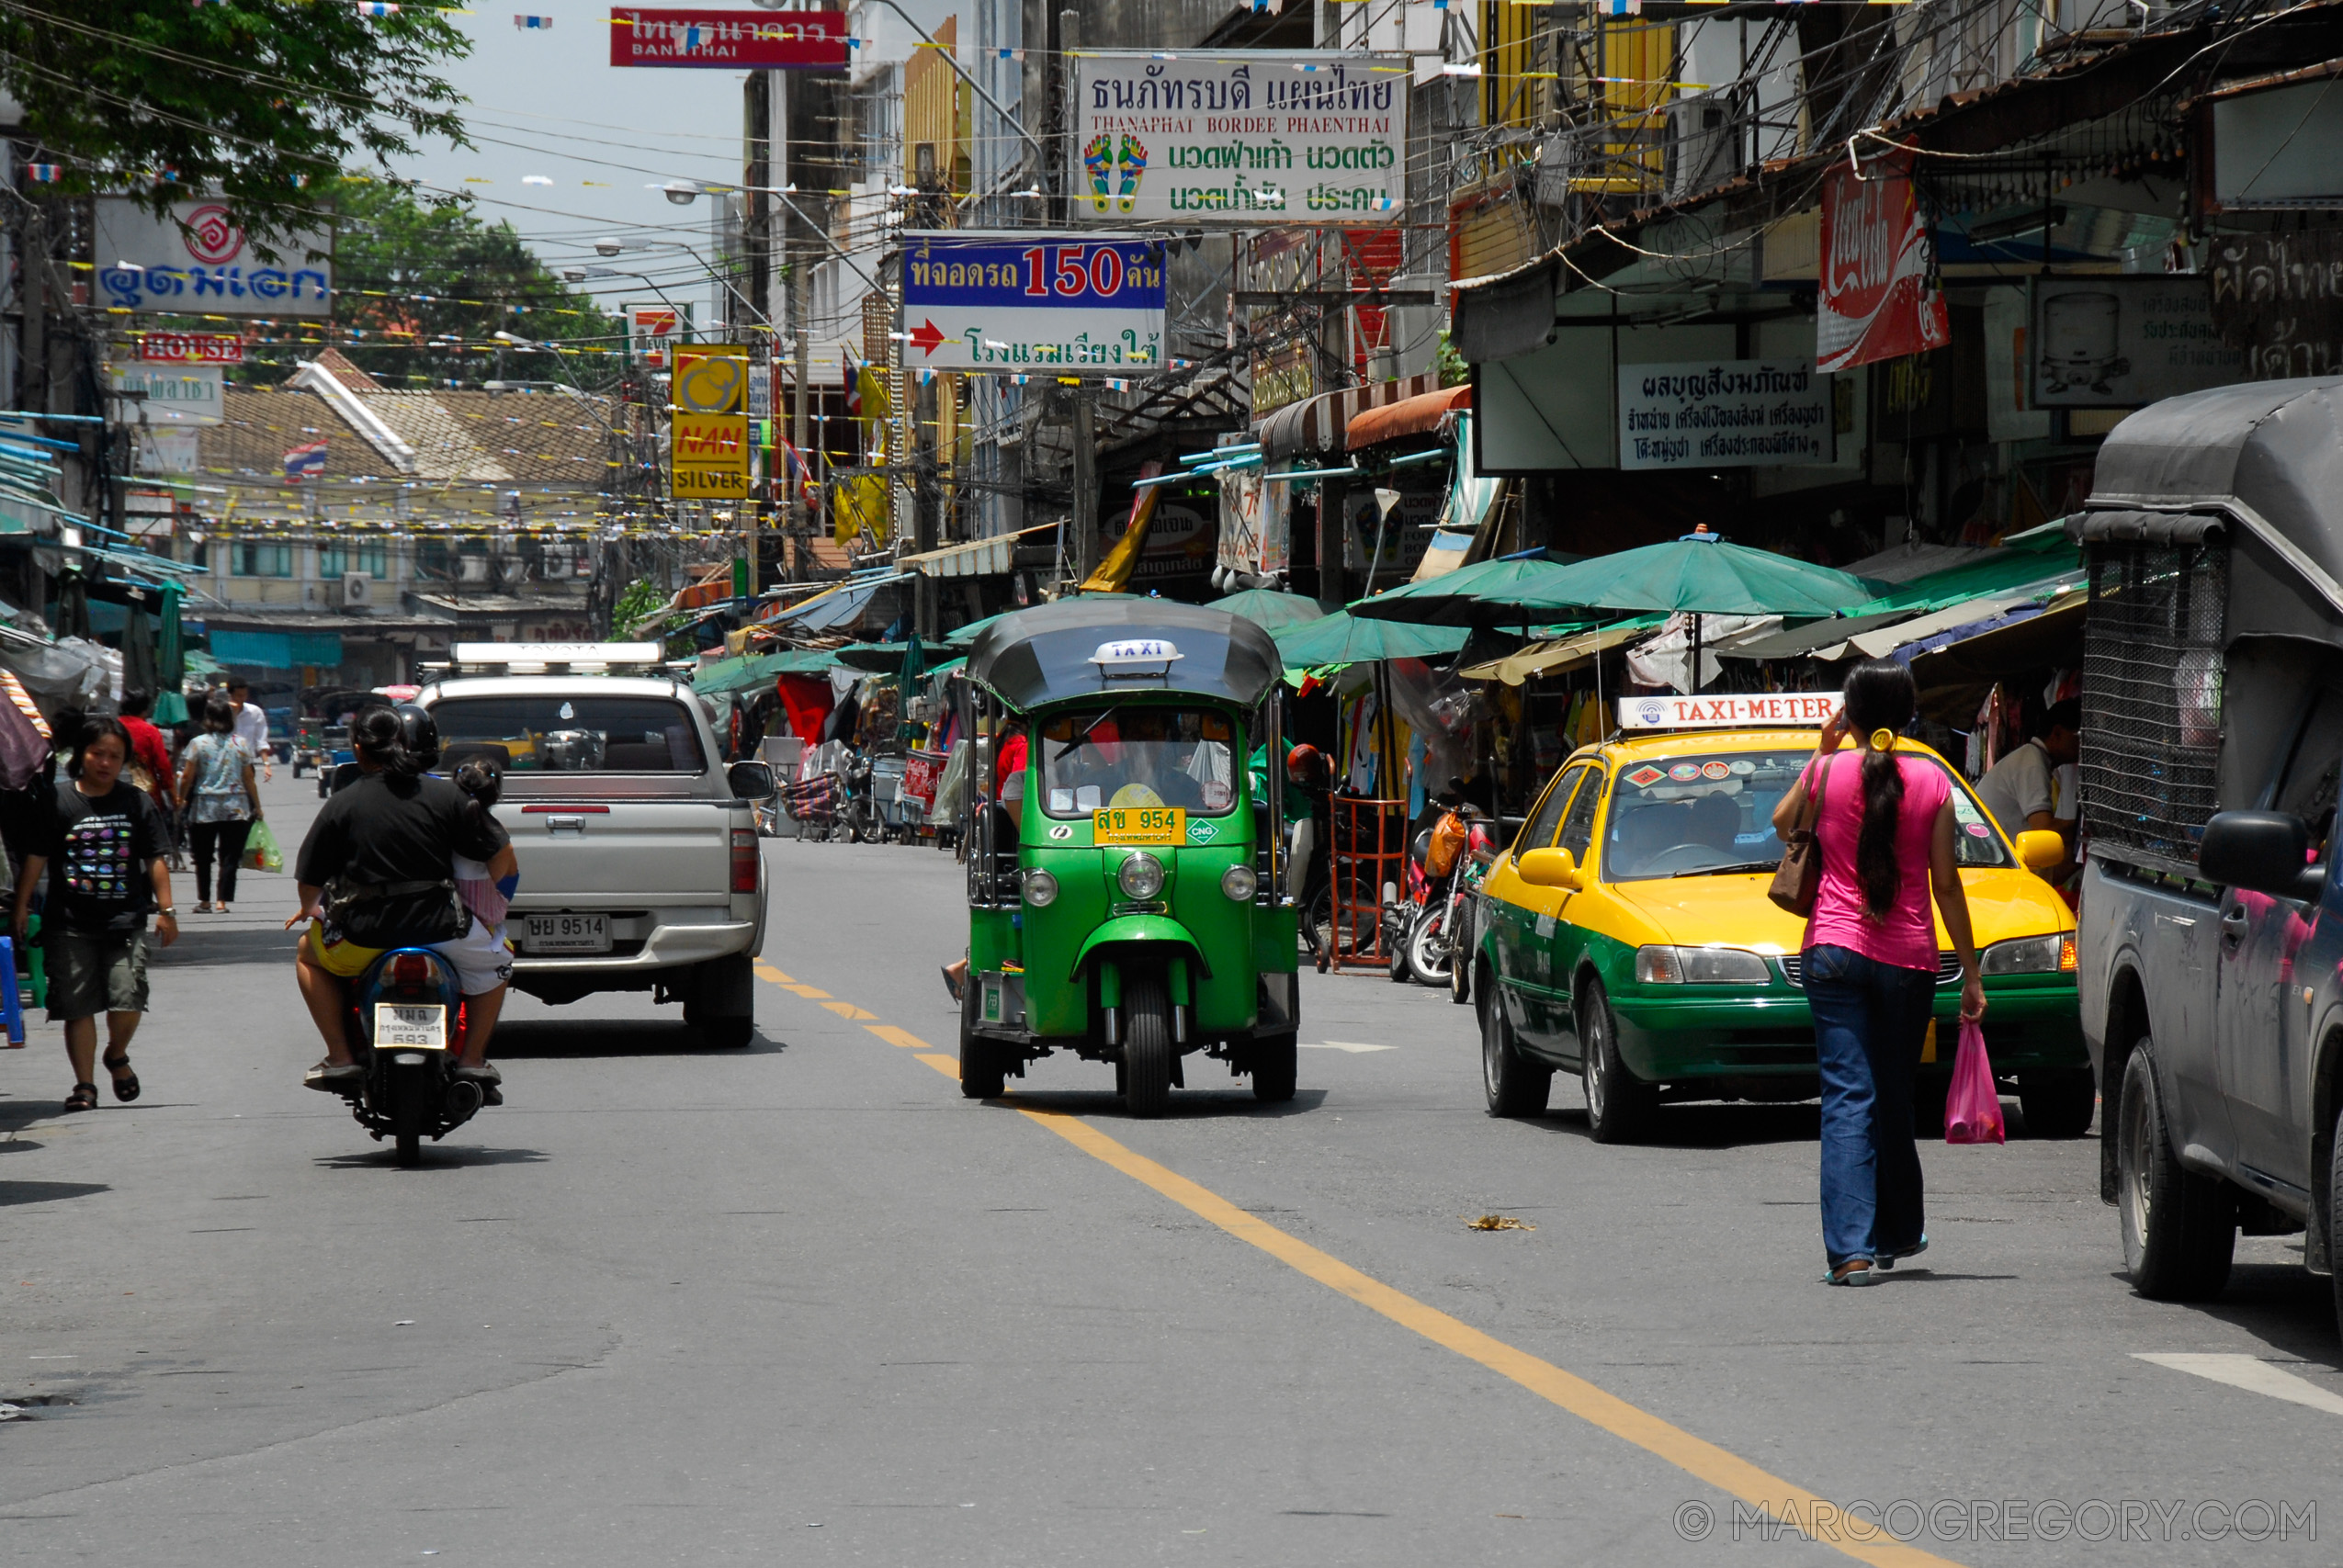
[209,629,344,670]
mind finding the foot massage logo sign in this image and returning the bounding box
[1083,135,1148,214]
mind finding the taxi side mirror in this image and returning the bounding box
[2013,829,2064,873]
[1518,847,1580,891]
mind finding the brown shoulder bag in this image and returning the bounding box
[1767,754,1832,916]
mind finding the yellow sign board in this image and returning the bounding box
[673,465,752,501]
[673,344,749,415]
[670,345,753,501]
[673,412,749,466]
[1092,807,1184,846]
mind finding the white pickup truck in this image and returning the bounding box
[414,648,772,1046]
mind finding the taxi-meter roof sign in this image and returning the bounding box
[1618,693,1845,730]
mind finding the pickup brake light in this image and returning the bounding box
[730,828,760,894]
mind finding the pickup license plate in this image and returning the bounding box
[525,913,611,953]
[374,1003,447,1050]
[1092,807,1184,846]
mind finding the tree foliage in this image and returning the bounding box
[0,0,469,252]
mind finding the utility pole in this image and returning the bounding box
[792,322,811,581]
[1070,385,1097,587]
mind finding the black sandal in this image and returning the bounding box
[62,1082,97,1113]
[103,1052,140,1103]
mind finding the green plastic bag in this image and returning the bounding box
[242,818,284,874]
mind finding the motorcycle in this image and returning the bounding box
[1388,801,1499,990]
[1441,812,1503,1005]
[326,945,482,1167]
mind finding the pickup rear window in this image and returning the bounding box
[432,696,707,774]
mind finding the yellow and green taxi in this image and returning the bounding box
[1469,713,2089,1143]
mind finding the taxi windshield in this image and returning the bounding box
[1601,749,2012,881]
[1037,705,1237,818]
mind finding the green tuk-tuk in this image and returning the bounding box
[958,599,1300,1116]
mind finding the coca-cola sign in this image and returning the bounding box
[1817,149,1948,372]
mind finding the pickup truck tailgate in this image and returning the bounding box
[503,802,731,904]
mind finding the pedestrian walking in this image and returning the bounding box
[227,678,274,783]
[118,688,177,847]
[10,716,178,1112]
[177,694,263,915]
[1772,660,1986,1286]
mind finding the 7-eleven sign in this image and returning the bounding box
[628,302,686,369]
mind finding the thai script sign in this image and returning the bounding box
[108,363,225,427]
[130,331,245,365]
[1817,150,1947,372]
[2208,231,2343,381]
[1071,51,1407,224]
[2032,276,2244,406]
[671,344,751,502]
[609,7,847,69]
[1616,361,1832,469]
[899,232,1165,375]
[94,199,331,318]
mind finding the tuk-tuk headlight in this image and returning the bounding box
[1117,852,1166,901]
[1022,869,1059,908]
[1980,933,2074,975]
[1221,863,1258,902]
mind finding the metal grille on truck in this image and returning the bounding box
[2077,542,2227,872]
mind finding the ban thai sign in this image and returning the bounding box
[1617,361,1832,469]
[609,8,847,69]
[898,232,1165,375]
[94,199,331,318]
[1070,51,1407,224]
[1817,150,1947,372]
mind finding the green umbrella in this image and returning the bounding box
[834,640,911,673]
[945,592,1138,648]
[1209,587,1325,633]
[1348,549,1586,627]
[1273,611,1470,667]
[153,581,187,725]
[1500,534,1872,620]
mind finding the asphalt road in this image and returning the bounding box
[4,769,2341,1565]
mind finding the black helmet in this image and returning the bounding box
[393,703,440,771]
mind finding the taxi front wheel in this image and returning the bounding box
[1579,981,1658,1145]
[1481,977,1551,1118]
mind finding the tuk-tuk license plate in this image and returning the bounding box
[375,1004,447,1050]
[1092,807,1185,846]
[524,913,610,953]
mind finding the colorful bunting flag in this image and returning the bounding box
[514,13,552,27]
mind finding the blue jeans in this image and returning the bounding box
[1805,943,1934,1267]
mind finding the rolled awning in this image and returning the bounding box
[2064,509,2226,547]
[1256,391,1351,463]
[1348,385,1472,451]
[900,525,1052,579]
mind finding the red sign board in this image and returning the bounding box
[1817,149,1950,373]
[609,8,848,69]
[132,330,246,365]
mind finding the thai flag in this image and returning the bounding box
[24,164,62,184]
[514,13,552,28]
[283,441,328,483]
[355,2,400,15]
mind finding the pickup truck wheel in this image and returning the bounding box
[958,981,1003,1099]
[1121,973,1172,1119]
[1251,1032,1297,1103]
[698,1018,753,1049]
[2117,1040,2235,1301]
[2019,1067,2098,1138]
[1480,981,1550,1118]
[1580,981,1657,1145]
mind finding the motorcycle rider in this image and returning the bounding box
[289,705,509,1093]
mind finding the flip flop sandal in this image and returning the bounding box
[103,1052,140,1103]
[1875,1235,1929,1271]
[62,1082,97,1113]
[1821,1259,1878,1286]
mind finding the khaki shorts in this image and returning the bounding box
[46,929,149,1021]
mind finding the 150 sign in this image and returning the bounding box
[900,232,1165,375]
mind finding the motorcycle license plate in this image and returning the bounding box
[1092,807,1184,846]
[524,913,610,953]
[375,1004,447,1050]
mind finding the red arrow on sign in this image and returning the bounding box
[909,319,945,358]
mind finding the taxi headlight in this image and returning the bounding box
[1981,933,2073,976]
[1220,863,1258,902]
[1117,852,1166,901]
[1635,945,1771,985]
[1022,869,1059,908]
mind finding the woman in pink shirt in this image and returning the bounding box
[1772,660,1986,1286]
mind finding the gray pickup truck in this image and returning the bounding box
[416,651,773,1046]
[2073,378,2343,1334]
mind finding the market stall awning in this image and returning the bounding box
[1722,609,1922,662]
[1210,587,1325,633]
[1273,610,1469,667]
[767,572,910,634]
[691,646,838,695]
[1256,390,1351,463]
[1347,385,1471,450]
[1839,573,2086,661]
[901,523,1053,579]
[1457,618,1657,685]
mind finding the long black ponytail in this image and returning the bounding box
[1841,659,1918,921]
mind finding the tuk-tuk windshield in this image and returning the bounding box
[1037,705,1238,818]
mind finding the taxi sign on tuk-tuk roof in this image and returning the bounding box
[966,598,1280,713]
[1617,692,1845,730]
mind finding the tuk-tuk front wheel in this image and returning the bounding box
[1122,971,1173,1119]
[1251,1032,1296,1103]
[958,983,1004,1100]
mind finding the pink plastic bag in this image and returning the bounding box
[1944,1020,2006,1145]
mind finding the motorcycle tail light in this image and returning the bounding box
[390,953,432,987]
[731,828,760,893]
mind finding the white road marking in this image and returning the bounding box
[1305,1041,1398,1054]
[2134,1353,2343,1417]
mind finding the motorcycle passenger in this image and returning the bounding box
[289,705,509,1093]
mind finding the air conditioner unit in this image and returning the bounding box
[343,572,372,609]
[1665,99,1743,203]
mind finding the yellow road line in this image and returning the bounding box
[753,963,793,985]
[767,976,1957,1565]
[821,999,878,1021]
[779,983,830,1000]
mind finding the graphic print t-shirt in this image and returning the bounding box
[42,782,167,936]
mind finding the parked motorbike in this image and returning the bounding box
[1442,811,1503,1005]
[1389,799,1499,990]
[840,751,881,844]
[323,945,481,1167]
